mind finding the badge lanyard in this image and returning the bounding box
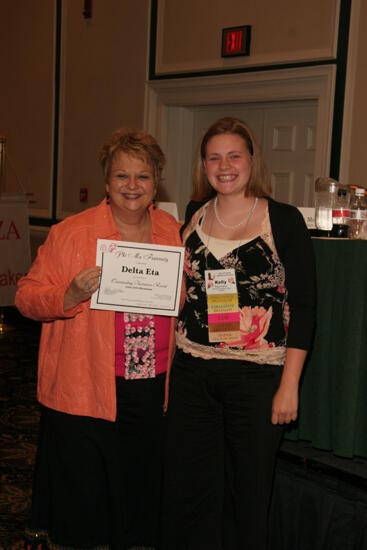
[203,197,258,344]
[205,268,241,342]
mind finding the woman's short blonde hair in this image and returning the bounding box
[192,117,271,201]
[99,128,166,189]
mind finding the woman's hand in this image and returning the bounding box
[271,347,307,425]
[271,384,299,425]
[63,266,101,311]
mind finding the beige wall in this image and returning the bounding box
[157,0,339,74]
[1,0,367,222]
[0,0,150,219]
[0,0,55,215]
[347,1,367,187]
[58,0,150,216]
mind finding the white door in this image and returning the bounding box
[262,102,316,206]
[191,100,317,209]
[160,100,317,219]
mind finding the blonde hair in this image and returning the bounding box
[99,128,166,189]
[192,117,271,201]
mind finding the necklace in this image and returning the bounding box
[213,195,258,229]
[202,196,258,270]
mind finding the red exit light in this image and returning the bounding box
[221,25,251,58]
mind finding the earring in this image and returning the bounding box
[152,198,157,209]
[106,192,110,205]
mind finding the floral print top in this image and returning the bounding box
[115,313,171,379]
[177,209,289,365]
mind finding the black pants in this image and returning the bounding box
[161,351,283,550]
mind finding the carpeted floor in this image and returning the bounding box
[0,308,41,550]
[2,307,367,549]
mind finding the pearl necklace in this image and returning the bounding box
[213,196,258,229]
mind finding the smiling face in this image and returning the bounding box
[203,133,252,198]
[106,151,155,217]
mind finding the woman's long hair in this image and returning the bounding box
[192,117,271,201]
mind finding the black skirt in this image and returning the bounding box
[25,374,166,550]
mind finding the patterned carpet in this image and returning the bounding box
[3,307,366,549]
[0,308,41,550]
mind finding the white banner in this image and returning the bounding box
[0,194,31,306]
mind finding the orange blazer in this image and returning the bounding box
[15,199,183,421]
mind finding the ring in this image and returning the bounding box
[85,283,91,291]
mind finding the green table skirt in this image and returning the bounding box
[285,239,367,458]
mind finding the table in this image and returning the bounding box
[286,239,367,458]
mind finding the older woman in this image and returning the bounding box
[161,117,316,550]
[16,129,182,550]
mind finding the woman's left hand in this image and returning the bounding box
[271,385,298,425]
[271,347,307,425]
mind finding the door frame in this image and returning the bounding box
[144,66,336,212]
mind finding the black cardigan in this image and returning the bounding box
[182,197,316,351]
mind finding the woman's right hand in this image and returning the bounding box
[63,266,101,311]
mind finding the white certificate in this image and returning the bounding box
[91,239,185,316]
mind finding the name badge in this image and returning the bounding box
[205,269,240,343]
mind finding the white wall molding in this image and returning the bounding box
[145,65,336,191]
